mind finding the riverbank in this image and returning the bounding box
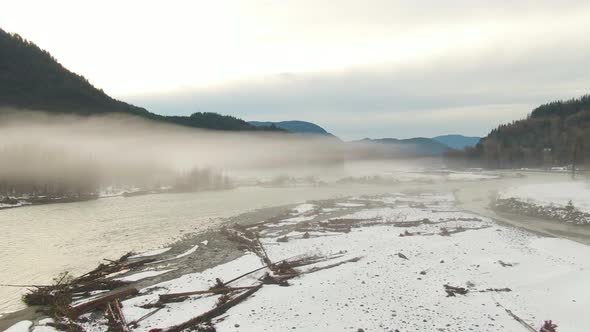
[3,189,589,331]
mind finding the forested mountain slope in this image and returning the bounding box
[451,95,590,168]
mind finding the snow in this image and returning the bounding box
[201,240,209,246]
[390,171,500,183]
[37,318,54,325]
[0,201,30,209]
[395,172,443,182]
[280,215,316,223]
[32,325,57,332]
[291,204,316,214]
[129,247,171,259]
[447,172,500,181]
[215,194,590,332]
[115,269,175,282]
[77,192,590,332]
[336,202,365,207]
[499,181,590,213]
[172,244,199,259]
[4,321,33,332]
[151,244,200,264]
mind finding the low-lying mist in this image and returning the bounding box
[0,109,346,197]
[0,109,442,199]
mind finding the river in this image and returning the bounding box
[0,170,583,316]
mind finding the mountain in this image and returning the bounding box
[249,120,335,136]
[350,137,451,158]
[0,28,278,132]
[448,94,590,168]
[433,135,480,150]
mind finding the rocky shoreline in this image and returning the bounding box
[493,197,590,225]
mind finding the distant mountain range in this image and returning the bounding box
[249,121,335,137]
[250,118,480,156]
[0,28,279,132]
[350,137,452,157]
[432,135,480,150]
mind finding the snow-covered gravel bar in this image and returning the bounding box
[499,181,590,214]
[10,191,589,332]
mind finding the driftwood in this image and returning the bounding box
[221,254,302,286]
[304,256,362,274]
[498,260,515,267]
[159,286,258,301]
[105,299,130,332]
[0,283,51,288]
[74,257,155,286]
[395,219,434,227]
[496,302,537,332]
[444,285,468,297]
[160,285,262,332]
[70,287,138,316]
[440,225,491,236]
[128,307,163,328]
[479,287,512,293]
[260,272,292,286]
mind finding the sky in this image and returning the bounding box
[2,0,590,140]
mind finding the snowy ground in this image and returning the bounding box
[499,180,590,214]
[7,191,590,332]
[388,170,501,183]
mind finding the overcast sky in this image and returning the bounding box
[3,0,590,139]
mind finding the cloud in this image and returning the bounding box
[4,0,590,139]
[127,35,590,139]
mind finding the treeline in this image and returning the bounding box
[0,28,280,132]
[446,94,590,168]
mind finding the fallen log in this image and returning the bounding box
[479,287,512,293]
[105,300,129,332]
[70,287,138,316]
[113,299,129,332]
[304,256,362,274]
[74,258,155,284]
[260,272,293,286]
[128,307,163,328]
[444,285,468,297]
[221,254,302,286]
[159,286,259,301]
[496,302,536,332]
[160,285,263,332]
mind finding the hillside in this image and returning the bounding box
[433,135,479,150]
[249,120,335,136]
[0,28,276,132]
[451,94,590,168]
[350,137,450,158]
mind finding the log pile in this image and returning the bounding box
[20,252,151,330]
